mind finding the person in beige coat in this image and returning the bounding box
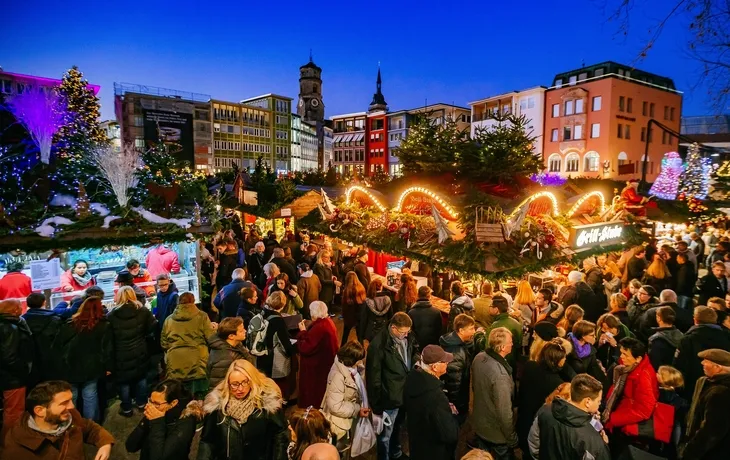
[321,341,369,458]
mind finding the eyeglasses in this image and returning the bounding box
[229,379,251,390]
[638,291,649,296]
[147,398,168,408]
[157,282,170,287]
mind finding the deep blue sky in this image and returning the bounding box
[0,0,712,121]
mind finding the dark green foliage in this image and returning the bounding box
[394,114,466,176]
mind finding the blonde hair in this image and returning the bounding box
[657,365,685,390]
[315,250,331,265]
[461,449,495,460]
[265,291,287,311]
[216,359,282,416]
[514,280,536,306]
[529,335,547,362]
[115,286,140,307]
[646,256,671,279]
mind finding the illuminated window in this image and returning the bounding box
[584,152,600,172]
[566,153,580,172]
[548,154,561,172]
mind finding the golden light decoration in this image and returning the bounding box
[345,186,388,212]
[394,186,459,219]
[507,191,560,219]
[565,191,606,218]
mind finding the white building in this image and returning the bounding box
[469,86,546,156]
[291,114,319,172]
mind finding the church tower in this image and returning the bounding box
[368,65,388,113]
[298,52,324,124]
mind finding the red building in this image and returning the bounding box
[366,67,389,176]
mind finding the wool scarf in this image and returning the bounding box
[226,395,258,424]
[72,271,92,287]
[601,361,638,424]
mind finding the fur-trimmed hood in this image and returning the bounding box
[180,400,205,421]
[203,377,283,416]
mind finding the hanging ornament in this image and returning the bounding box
[387,222,398,233]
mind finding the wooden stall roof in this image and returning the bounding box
[270,190,323,219]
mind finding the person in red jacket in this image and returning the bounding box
[117,259,155,297]
[145,244,181,280]
[0,262,33,313]
[603,337,665,443]
[58,260,96,294]
[296,300,339,408]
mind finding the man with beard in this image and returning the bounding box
[4,380,115,459]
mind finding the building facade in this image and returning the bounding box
[331,112,367,176]
[99,120,121,152]
[323,125,334,168]
[297,56,327,169]
[470,87,546,156]
[114,83,212,171]
[291,114,319,172]
[542,62,682,181]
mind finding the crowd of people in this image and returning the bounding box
[2,223,730,460]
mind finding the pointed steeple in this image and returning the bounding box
[309,49,313,63]
[369,63,388,113]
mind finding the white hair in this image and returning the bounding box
[309,301,329,320]
[568,270,583,284]
[488,327,512,353]
[263,263,279,277]
[660,289,677,303]
[255,241,265,250]
[232,268,246,281]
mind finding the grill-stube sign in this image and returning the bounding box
[570,221,624,251]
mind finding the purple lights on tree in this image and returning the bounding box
[5,86,68,164]
[530,172,567,187]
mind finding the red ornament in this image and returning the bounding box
[387,222,398,233]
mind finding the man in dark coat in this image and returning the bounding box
[0,299,34,442]
[559,271,603,323]
[270,247,298,284]
[214,239,240,290]
[682,349,730,460]
[213,268,260,320]
[696,261,728,306]
[673,305,730,398]
[367,312,419,460]
[404,345,460,460]
[636,289,693,342]
[353,249,371,293]
[22,292,64,385]
[626,246,648,282]
[207,317,254,388]
[528,373,610,460]
[247,241,267,288]
[439,313,481,423]
[648,305,684,370]
[408,286,443,348]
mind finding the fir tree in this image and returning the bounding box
[394,114,468,176]
[679,143,710,199]
[649,151,684,200]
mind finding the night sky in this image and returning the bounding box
[0,0,712,121]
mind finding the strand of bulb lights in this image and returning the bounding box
[507,191,559,220]
[394,186,459,219]
[565,191,606,218]
[344,186,388,212]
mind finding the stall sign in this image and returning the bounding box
[30,258,62,290]
[281,208,292,217]
[570,221,624,251]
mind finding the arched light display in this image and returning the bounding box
[507,191,560,219]
[394,186,459,220]
[565,191,606,218]
[344,185,388,212]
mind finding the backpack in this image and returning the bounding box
[247,313,270,356]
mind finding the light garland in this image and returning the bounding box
[394,186,459,219]
[565,191,606,218]
[345,185,387,212]
[508,191,559,219]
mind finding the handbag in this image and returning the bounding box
[351,416,376,457]
[623,401,675,444]
[271,334,291,379]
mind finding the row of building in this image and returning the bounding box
[1,61,729,181]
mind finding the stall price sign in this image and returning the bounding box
[569,221,624,251]
[30,258,62,290]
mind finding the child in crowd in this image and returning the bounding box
[657,365,689,459]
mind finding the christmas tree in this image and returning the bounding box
[649,151,684,200]
[679,143,710,200]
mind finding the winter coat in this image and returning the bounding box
[627,296,659,331]
[297,317,339,408]
[0,271,32,302]
[353,260,371,294]
[638,301,693,341]
[470,350,517,446]
[215,251,239,289]
[626,256,648,282]
[489,312,523,367]
[296,271,321,315]
[404,368,460,460]
[126,400,203,460]
[321,357,362,439]
[696,273,728,306]
[641,274,672,295]
[271,256,298,285]
[675,263,696,297]
[559,281,603,323]
[56,318,113,384]
[213,279,258,320]
[585,266,604,294]
[366,326,419,414]
[155,283,180,326]
[530,398,610,460]
[255,309,296,378]
[107,302,157,382]
[516,360,568,452]
[145,245,181,280]
[564,334,609,390]
[117,268,156,296]
[683,373,730,460]
[673,323,730,397]
[605,356,659,432]
[247,252,267,288]
[3,409,115,460]
[22,308,64,384]
[198,384,289,460]
[439,331,475,416]
[448,295,475,332]
[161,302,213,381]
[648,326,683,370]
[207,336,254,388]
[59,269,96,293]
[358,293,392,342]
[408,298,444,347]
[596,322,633,371]
[473,296,493,328]
[0,302,33,391]
[535,301,565,326]
[313,262,336,305]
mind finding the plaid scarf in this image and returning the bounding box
[226,396,257,424]
[602,362,638,424]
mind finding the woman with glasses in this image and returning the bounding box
[125,379,203,460]
[198,359,289,460]
[626,284,658,330]
[563,320,609,390]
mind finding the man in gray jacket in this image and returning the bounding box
[470,327,517,460]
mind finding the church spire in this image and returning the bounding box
[369,64,387,113]
[309,48,313,63]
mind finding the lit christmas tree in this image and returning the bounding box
[679,143,710,200]
[649,151,684,200]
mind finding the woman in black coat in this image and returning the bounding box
[358,279,393,343]
[108,286,157,416]
[563,320,609,390]
[516,339,569,457]
[313,251,339,307]
[252,291,296,379]
[198,360,289,460]
[126,379,203,460]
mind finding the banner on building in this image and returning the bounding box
[141,98,194,164]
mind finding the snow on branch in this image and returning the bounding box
[4,86,67,164]
[88,144,140,208]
